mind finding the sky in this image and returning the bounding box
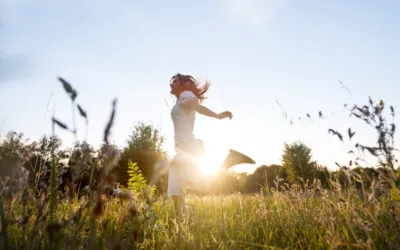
[1,0,400,174]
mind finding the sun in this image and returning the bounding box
[198,151,223,175]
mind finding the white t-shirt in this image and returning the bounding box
[171,90,199,147]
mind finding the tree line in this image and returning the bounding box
[0,120,392,200]
[1,77,397,199]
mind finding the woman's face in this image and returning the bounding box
[170,76,183,97]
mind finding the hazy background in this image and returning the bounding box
[1,0,399,173]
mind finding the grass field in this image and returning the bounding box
[2,177,399,250]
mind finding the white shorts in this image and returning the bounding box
[167,139,206,196]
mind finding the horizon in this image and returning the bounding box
[1,0,399,174]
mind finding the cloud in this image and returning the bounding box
[0,52,35,84]
[220,0,287,29]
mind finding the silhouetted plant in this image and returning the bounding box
[327,97,399,188]
[281,141,317,186]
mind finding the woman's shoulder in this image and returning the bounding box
[180,90,197,99]
[179,91,199,102]
[178,91,199,106]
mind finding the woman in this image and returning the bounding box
[168,73,232,216]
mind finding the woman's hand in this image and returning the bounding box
[217,111,233,120]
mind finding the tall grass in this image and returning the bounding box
[2,179,399,249]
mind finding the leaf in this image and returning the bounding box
[363,146,379,157]
[328,129,343,141]
[58,77,77,101]
[126,160,147,195]
[342,226,349,240]
[77,104,87,119]
[363,109,370,117]
[348,128,355,140]
[52,118,69,130]
[104,99,117,144]
[374,105,383,115]
[59,77,73,94]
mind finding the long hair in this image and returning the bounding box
[170,73,211,103]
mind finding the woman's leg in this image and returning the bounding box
[169,142,201,217]
[168,155,186,217]
[172,195,186,217]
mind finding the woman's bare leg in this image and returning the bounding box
[172,195,185,217]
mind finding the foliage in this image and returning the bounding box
[350,97,397,170]
[326,97,399,196]
[116,121,167,193]
[66,141,101,198]
[120,160,154,198]
[281,141,317,185]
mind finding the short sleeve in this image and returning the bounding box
[179,91,199,108]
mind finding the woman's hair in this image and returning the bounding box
[170,73,211,103]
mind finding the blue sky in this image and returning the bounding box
[1,0,399,173]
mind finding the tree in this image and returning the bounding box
[0,131,70,197]
[314,164,330,188]
[281,141,317,185]
[0,131,32,178]
[24,135,69,191]
[62,141,100,198]
[115,121,166,192]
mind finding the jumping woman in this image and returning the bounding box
[168,73,233,216]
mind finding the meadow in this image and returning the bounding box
[0,77,399,249]
[2,178,400,249]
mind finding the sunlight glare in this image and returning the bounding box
[199,153,220,176]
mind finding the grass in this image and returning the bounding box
[2,178,399,249]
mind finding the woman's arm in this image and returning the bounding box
[186,101,232,120]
